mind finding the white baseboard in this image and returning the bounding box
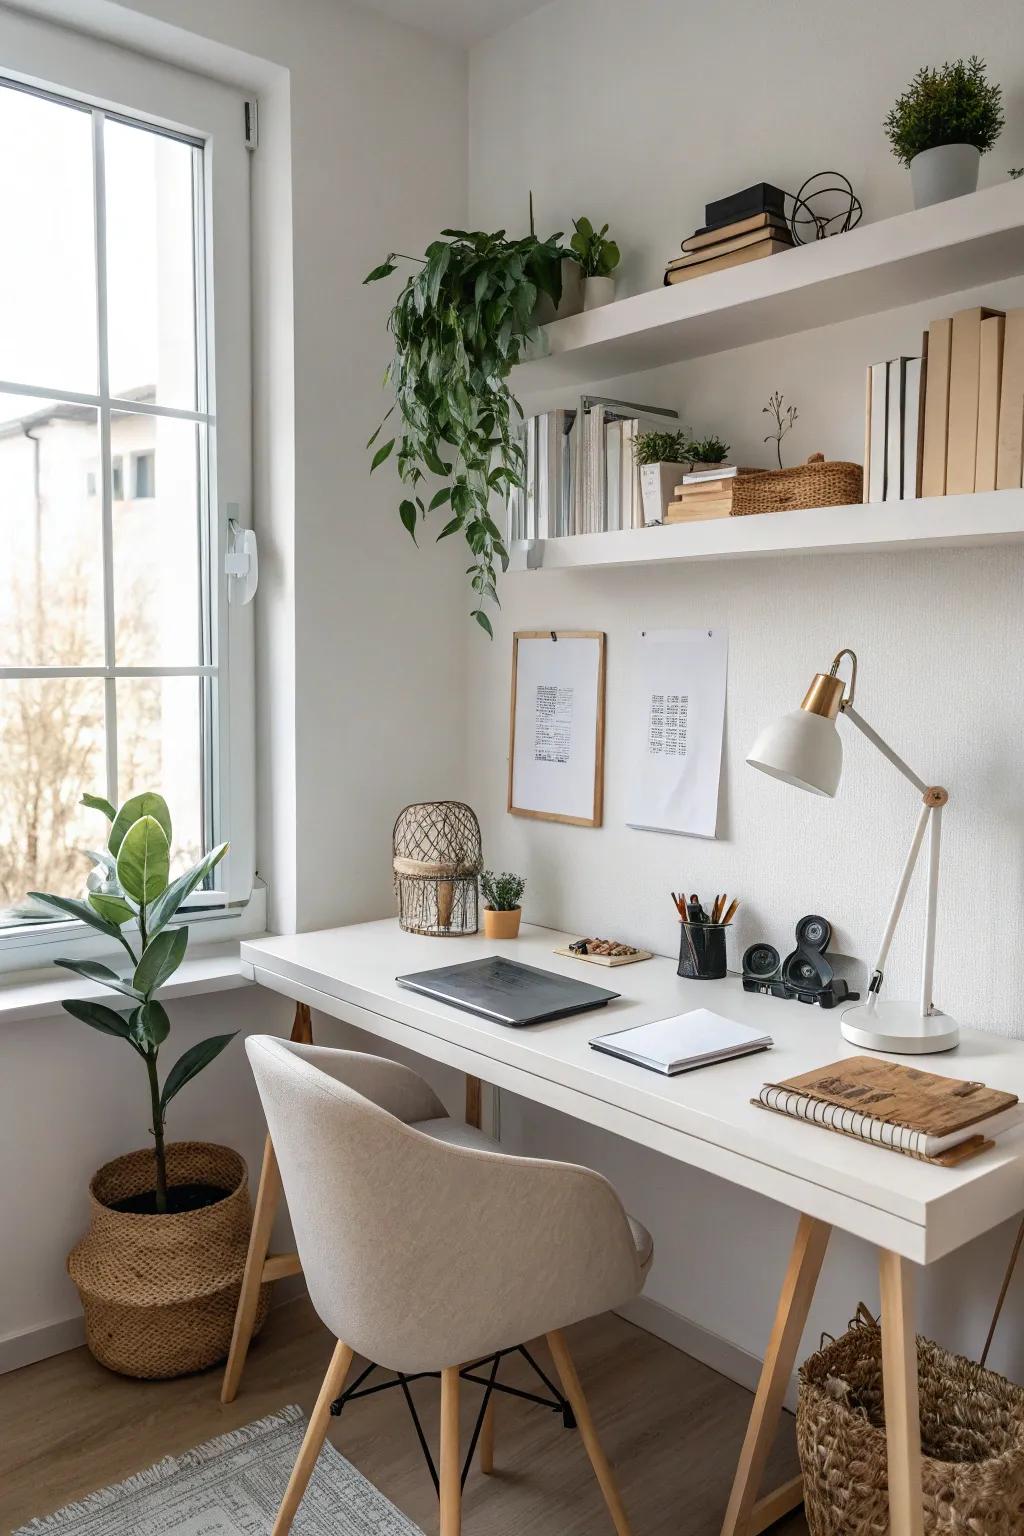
[0,1274,307,1377]
[616,1294,798,1414]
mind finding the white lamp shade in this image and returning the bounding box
[746,708,843,797]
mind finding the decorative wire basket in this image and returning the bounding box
[393,801,483,936]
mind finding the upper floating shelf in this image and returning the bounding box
[513,182,1024,389]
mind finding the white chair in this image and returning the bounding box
[246,1035,653,1536]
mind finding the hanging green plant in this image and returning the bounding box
[365,227,564,635]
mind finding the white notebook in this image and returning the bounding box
[591,1008,772,1076]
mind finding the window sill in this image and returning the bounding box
[0,937,267,1024]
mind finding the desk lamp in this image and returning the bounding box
[746,648,958,1054]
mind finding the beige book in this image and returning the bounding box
[996,308,1024,490]
[947,306,1003,494]
[667,227,792,270]
[664,240,791,284]
[664,500,733,522]
[976,315,1005,492]
[681,212,785,251]
[921,317,952,496]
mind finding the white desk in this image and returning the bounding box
[230,919,1024,1536]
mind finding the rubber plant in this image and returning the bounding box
[364,226,565,635]
[31,791,232,1213]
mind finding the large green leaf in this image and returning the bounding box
[131,1000,171,1049]
[160,1032,237,1111]
[146,843,228,940]
[133,926,188,997]
[28,891,136,960]
[55,958,141,1002]
[89,892,135,926]
[116,816,170,905]
[109,792,172,856]
[62,998,141,1051]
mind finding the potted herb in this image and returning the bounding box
[366,226,565,634]
[570,216,621,310]
[480,869,526,939]
[884,57,1004,208]
[32,792,261,1379]
[687,434,731,471]
[633,429,691,526]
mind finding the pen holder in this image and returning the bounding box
[677,922,729,981]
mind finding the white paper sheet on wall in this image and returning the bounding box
[511,633,603,822]
[626,627,727,838]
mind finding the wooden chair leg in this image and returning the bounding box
[720,1214,831,1536]
[879,1250,924,1536]
[271,1339,353,1536]
[547,1329,633,1536]
[221,1002,312,1404]
[440,1366,462,1536]
[479,1396,495,1474]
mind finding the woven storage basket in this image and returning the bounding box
[731,453,863,515]
[67,1142,269,1379]
[797,1310,1024,1535]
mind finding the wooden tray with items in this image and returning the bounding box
[555,938,653,968]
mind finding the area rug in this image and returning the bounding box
[13,1404,424,1535]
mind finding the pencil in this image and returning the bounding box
[721,897,740,925]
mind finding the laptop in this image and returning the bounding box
[396,955,619,1027]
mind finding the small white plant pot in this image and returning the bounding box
[639,461,689,526]
[582,274,616,310]
[909,144,980,209]
[532,258,584,324]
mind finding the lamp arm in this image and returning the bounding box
[840,704,947,1019]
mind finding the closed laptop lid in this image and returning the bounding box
[396,955,619,1025]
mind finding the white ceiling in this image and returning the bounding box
[354,0,552,45]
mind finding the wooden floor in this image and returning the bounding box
[0,1300,808,1535]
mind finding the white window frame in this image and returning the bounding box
[0,11,258,975]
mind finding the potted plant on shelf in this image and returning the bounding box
[31,791,263,1379]
[884,56,1004,208]
[365,224,565,635]
[634,429,691,526]
[570,216,621,310]
[480,869,526,939]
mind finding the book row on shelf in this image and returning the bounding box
[865,306,1024,503]
[507,395,678,541]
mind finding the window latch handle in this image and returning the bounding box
[226,511,258,605]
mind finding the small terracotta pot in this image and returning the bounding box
[483,906,522,939]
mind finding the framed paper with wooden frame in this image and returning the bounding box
[508,630,606,827]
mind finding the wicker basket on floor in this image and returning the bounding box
[730,453,864,515]
[797,1307,1024,1535]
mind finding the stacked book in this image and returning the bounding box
[756,1056,1021,1166]
[863,355,926,503]
[507,397,679,540]
[664,463,742,522]
[666,182,793,286]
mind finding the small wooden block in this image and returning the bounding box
[554,944,653,968]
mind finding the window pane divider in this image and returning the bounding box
[0,377,212,425]
[0,666,218,680]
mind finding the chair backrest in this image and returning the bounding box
[246,1035,642,1373]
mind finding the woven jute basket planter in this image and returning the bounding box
[67,1141,270,1379]
[731,454,863,515]
[797,1310,1024,1535]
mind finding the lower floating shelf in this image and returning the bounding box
[508,490,1024,572]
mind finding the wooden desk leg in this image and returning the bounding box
[465,1073,483,1130]
[221,1002,312,1404]
[720,1214,831,1536]
[879,1250,924,1536]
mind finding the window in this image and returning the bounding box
[0,33,255,953]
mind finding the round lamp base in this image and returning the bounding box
[840,1000,960,1055]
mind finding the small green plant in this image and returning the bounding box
[480,869,526,911]
[763,391,798,469]
[884,57,1004,166]
[570,217,621,278]
[633,429,691,466]
[687,434,731,464]
[1010,168,1024,180]
[32,792,232,1214]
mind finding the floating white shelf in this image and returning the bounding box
[508,490,1024,571]
[513,182,1024,388]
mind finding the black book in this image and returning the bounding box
[704,182,786,231]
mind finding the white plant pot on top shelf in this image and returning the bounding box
[582,274,616,310]
[639,461,689,526]
[910,144,980,209]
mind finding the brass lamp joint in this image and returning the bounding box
[924,786,949,807]
[800,648,858,721]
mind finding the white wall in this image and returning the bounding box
[1,0,470,1367]
[466,0,1024,1381]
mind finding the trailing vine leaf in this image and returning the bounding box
[365,226,566,631]
[81,792,116,821]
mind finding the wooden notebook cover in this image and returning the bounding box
[765,1056,1017,1138]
